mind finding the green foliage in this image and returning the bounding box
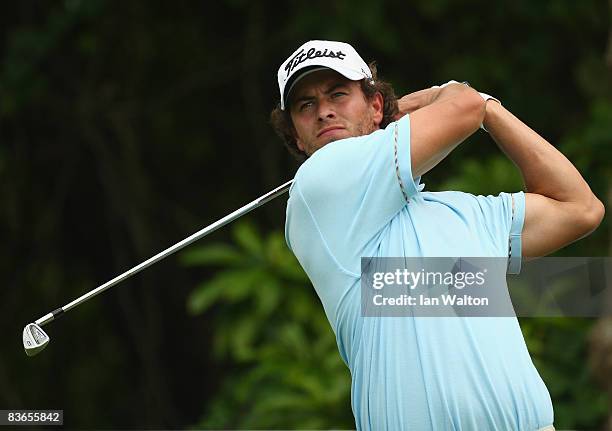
[181,221,354,429]
[562,99,612,192]
[520,318,610,429]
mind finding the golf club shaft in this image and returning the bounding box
[35,179,294,327]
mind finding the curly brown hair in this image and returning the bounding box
[270,62,399,163]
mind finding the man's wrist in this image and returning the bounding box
[479,92,501,105]
[482,96,504,133]
[478,92,501,132]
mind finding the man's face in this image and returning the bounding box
[288,69,383,157]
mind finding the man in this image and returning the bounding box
[270,40,604,430]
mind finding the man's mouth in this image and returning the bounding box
[317,126,345,138]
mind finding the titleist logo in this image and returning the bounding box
[284,47,347,77]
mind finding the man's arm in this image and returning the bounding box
[403,83,485,178]
[483,101,605,257]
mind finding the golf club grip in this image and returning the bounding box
[34,179,294,327]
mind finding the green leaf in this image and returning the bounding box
[186,268,262,314]
[232,221,264,256]
[253,277,281,316]
[230,316,259,362]
[186,279,225,315]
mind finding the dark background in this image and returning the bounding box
[1,1,611,429]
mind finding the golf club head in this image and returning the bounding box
[23,323,50,357]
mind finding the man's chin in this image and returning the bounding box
[307,124,375,156]
[323,136,342,145]
[320,131,351,145]
[308,131,356,155]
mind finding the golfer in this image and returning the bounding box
[271,40,604,430]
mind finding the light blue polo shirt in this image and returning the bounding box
[284,115,554,430]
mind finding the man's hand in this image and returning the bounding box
[394,82,471,121]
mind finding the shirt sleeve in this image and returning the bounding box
[473,191,526,274]
[289,115,422,272]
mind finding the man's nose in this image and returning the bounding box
[317,99,336,120]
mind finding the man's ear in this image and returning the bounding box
[371,92,384,127]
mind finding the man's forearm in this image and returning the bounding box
[395,82,477,117]
[483,101,597,206]
[429,82,475,104]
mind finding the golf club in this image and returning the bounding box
[23,179,294,357]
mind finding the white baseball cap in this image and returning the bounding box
[277,40,373,110]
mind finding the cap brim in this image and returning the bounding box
[282,65,367,110]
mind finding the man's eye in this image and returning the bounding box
[332,92,346,98]
[299,101,313,111]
